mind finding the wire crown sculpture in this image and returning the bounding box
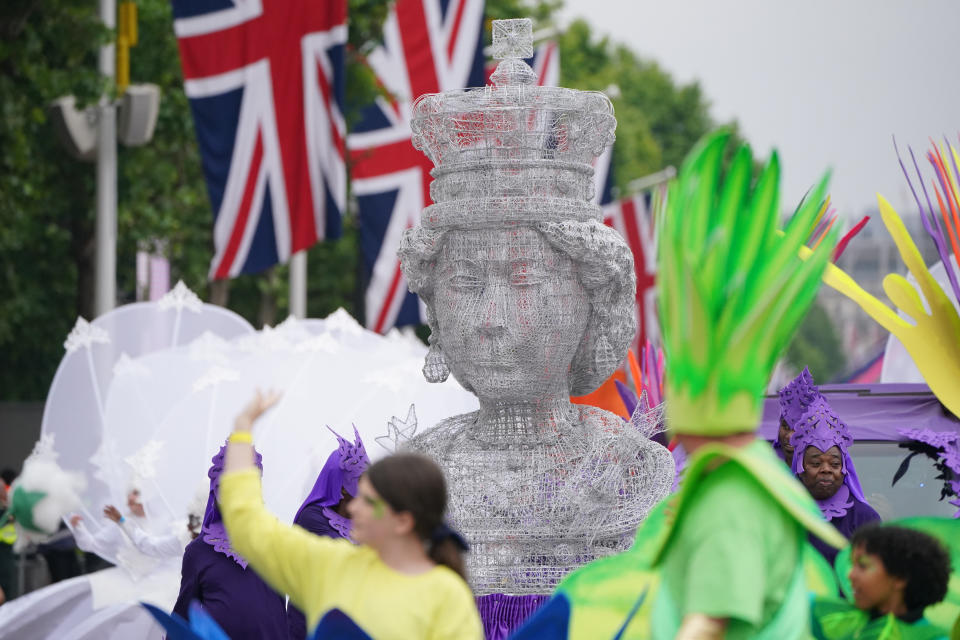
[400,18,674,595]
[411,19,616,230]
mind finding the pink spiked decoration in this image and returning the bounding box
[792,193,869,262]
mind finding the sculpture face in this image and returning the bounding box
[432,227,589,402]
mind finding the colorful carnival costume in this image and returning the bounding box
[173,444,287,640]
[810,598,949,640]
[790,395,880,565]
[288,428,369,640]
[516,129,847,639]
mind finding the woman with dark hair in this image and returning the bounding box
[218,390,482,639]
[811,525,951,639]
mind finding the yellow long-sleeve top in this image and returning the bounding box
[219,468,483,640]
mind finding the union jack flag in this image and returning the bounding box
[172,0,347,280]
[592,137,663,351]
[348,0,483,333]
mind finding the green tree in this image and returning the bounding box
[785,300,847,383]
[0,0,385,400]
[0,1,108,399]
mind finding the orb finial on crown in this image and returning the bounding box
[489,18,536,86]
[491,18,534,60]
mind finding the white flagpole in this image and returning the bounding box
[289,250,307,319]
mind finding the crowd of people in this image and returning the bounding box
[133,370,949,640]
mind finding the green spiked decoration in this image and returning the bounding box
[658,129,837,435]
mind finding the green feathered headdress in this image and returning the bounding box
[658,130,836,436]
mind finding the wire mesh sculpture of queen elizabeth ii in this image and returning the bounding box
[398,19,675,595]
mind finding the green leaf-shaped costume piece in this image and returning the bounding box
[810,598,949,640]
[658,130,836,435]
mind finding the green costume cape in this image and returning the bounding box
[810,598,949,640]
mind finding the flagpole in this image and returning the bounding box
[625,166,676,195]
[290,250,307,319]
[94,0,117,317]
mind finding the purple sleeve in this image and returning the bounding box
[294,503,343,539]
[852,500,882,529]
[172,541,202,619]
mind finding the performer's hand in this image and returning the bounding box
[69,514,82,527]
[103,505,123,523]
[234,389,281,432]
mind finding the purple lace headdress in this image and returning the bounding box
[778,367,820,430]
[293,426,370,538]
[201,442,263,568]
[790,395,867,506]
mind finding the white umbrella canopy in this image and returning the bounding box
[41,285,478,554]
[41,283,255,542]
[139,310,479,526]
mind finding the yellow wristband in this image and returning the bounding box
[228,431,254,444]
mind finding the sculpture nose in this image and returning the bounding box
[477,285,508,338]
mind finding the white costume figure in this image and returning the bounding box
[399,19,674,595]
[0,488,200,640]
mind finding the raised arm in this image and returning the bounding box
[69,514,123,559]
[220,391,353,624]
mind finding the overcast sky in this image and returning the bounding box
[558,0,960,218]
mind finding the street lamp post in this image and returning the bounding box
[94,0,118,317]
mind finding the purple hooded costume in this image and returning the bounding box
[774,368,821,461]
[790,395,880,564]
[173,443,287,640]
[288,427,369,640]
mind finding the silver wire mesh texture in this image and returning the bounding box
[399,18,675,594]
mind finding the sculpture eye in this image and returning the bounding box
[449,273,483,290]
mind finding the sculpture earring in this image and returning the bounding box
[423,339,450,383]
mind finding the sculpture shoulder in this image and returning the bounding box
[575,404,664,450]
[575,404,676,491]
[403,411,478,456]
